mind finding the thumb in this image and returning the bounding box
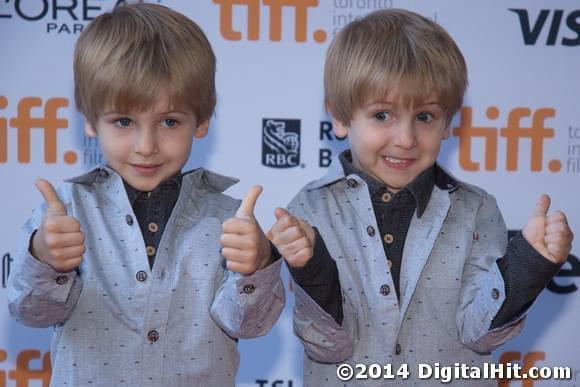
[274,207,289,220]
[532,194,551,217]
[35,179,67,216]
[235,185,263,218]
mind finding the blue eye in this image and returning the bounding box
[115,118,132,127]
[374,111,391,122]
[162,118,178,127]
[417,112,434,122]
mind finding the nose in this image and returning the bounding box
[134,128,158,156]
[394,121,417,150]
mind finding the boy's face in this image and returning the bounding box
[333,94,449,192]
[85,96,208,192]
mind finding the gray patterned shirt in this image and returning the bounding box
[8,165,285,386]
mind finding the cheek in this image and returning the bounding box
[352,131,384,154]
[166,135,194,160]
[99,136,131,159]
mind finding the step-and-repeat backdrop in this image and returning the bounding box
[1,1,578,386]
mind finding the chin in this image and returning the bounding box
[128,180,161,192]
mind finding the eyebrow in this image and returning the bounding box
[365,101,442,109]
[101,110,189,116]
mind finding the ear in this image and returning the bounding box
[332,117,349,139]
[84,118,97,137]
[194,119,209,139]
[442,123,451,139]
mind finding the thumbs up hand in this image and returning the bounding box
[269,207,316,269]
[31,179,85,272]
[220,185,272,275]
[522,194,574,264]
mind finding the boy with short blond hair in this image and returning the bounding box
[8,3,284,386]
[270,8,573,386]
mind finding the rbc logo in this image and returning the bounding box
[262,118,301,168]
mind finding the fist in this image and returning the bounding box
[269,208,315,269]
[31,179,85,272]
[220,185,271,275]
[522,194,574,264]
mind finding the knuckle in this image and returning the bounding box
[44,220,59,233]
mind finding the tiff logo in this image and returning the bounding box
[452,107,559,172]
[0,349,51,386]
[510,9,580,46]
[213,0,327,42]
[262,118,300,168]
[497,352,549,386]
[0,96,77,164]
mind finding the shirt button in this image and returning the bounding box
[146,246,156,257]
[379,284,390,296]
[347,178,358,188]
[491,288,500,300]
[148,222,159,233]
[395,343,402,355]
[366,226,375,237]
[147,330,159,342]
[383,233,394,244]
[125,215,134,226]
[136,271,147,282]
[387,259,393,269]
[243,284,256,294]
[55,275,68,285]
[381,192,392,203]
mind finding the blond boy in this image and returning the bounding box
[8,4,283,385]
[270,9,573,386]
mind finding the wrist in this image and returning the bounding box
[29,230,46,264]
[257,239,273,270]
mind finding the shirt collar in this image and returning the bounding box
[339,150,435,217]
[64,164,238,193]
[124,171,183,206]
[313,150,457,217]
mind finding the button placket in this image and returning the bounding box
[136,271,147,282]
[383,233,394,244]
[243,284,256,294]
[147,330,159,342]
[395,343,402,355]
[125,215,134,226]
[379,284,390,296]
[347,178,358,188]
[381,192,392,203]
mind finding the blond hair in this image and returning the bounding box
[74,3,216,125]
[325,9,467,125]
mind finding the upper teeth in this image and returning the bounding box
[385,157,405,164]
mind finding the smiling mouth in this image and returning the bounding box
[131,164,162,174]
[382,156,414,168]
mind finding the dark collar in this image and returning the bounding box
[123,171,183,206]
[339,150,456,218]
